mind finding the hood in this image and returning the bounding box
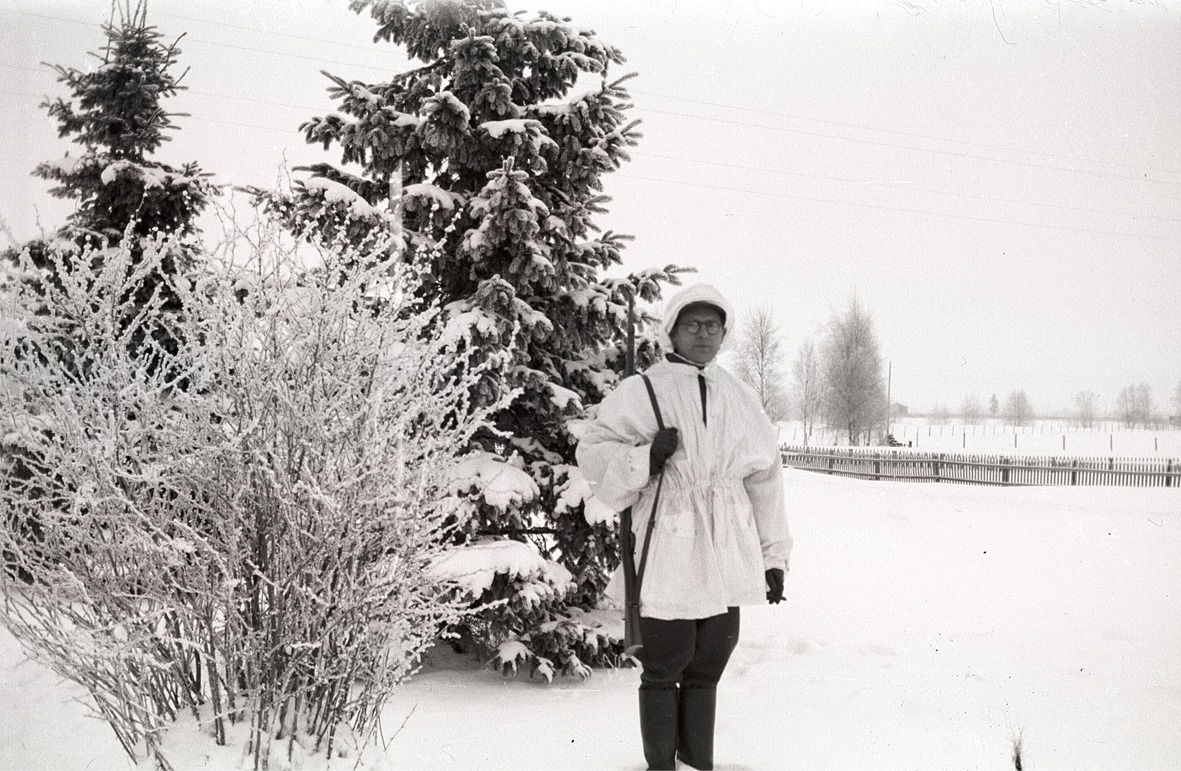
[657,283,736,355]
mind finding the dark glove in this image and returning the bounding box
[648,427,679,474]
[765,568,785,604]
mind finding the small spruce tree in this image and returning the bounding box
[20,1,215,349]
[33,3,214,243]
[271,0,683,675]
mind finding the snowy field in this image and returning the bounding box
[3,470,1180,770]
[779,420,1181,457]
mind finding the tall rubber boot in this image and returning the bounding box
[638,685,679,770]
[677,686,717,770]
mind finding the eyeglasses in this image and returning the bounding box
[678,320,723,336]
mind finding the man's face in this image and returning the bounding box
[670,305,726,365]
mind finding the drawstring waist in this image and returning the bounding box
[650,478,745,497]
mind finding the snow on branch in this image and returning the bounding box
[449,450,539,510]
[553,465,615,526]
[402,182,464,211]
[548,382,582,411]
[303,175,385,218]
[428,538,569,598]
[439,304,500,348]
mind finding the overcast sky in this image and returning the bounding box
[2,0,1179,415]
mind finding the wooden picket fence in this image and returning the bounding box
[780,446,1180,488]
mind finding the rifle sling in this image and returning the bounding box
[630,374,665,610]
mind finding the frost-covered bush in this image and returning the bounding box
[0,217,494,769]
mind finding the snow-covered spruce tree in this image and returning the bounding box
[2,4,216,585]
[0,214,496,769]
[268,0,683,676]
[23,3,214,302]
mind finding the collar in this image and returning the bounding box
[665,352,706,370]
[661,353,722,383]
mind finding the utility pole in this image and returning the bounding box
[885,361,892,442]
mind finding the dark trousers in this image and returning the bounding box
[637,607,740,688]
[635,608,740,769]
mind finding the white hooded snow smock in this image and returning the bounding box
[577,356,793,621]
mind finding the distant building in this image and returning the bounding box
[890,403,909,418]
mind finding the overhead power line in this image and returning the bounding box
[182,38,390,74]
[634,106,1181,188]
[0,7,392,74]
[3,60,321,114]
[4,0,388,55]
[9,4,1179,181]
[187,115,301,136]
[151,10,388,55]
[55,3,1169,186]
[86,5,1181,184]
[7,56,1175,235]
[630,88,1181,179]
[4,4,1177,236]
[613,172,1181,244]
[6,5,1178,187]
[631,150,1181,225]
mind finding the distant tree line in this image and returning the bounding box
[732,303,1180,438]
[933,381,1179,430]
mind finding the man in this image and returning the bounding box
[577,283,793,770]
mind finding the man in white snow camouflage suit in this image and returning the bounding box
[578,283,793,770]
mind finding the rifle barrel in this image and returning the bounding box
[626,293,635,377]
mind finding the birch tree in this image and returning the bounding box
[960,393,983,425]
[1002,389,1034,427]
[732,306,789,421]
[821,296,886,445]
[1116,383,1154,428]
[790,335,823,445]
[1074,390,1098,428]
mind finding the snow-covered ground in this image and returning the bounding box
[3,470,1180,769]
[780,420,1181,457]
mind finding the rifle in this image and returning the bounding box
[619,293,665,658]
[620,293,641,655]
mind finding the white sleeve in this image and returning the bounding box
[743,418,794,572]
[575,376,656,512]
